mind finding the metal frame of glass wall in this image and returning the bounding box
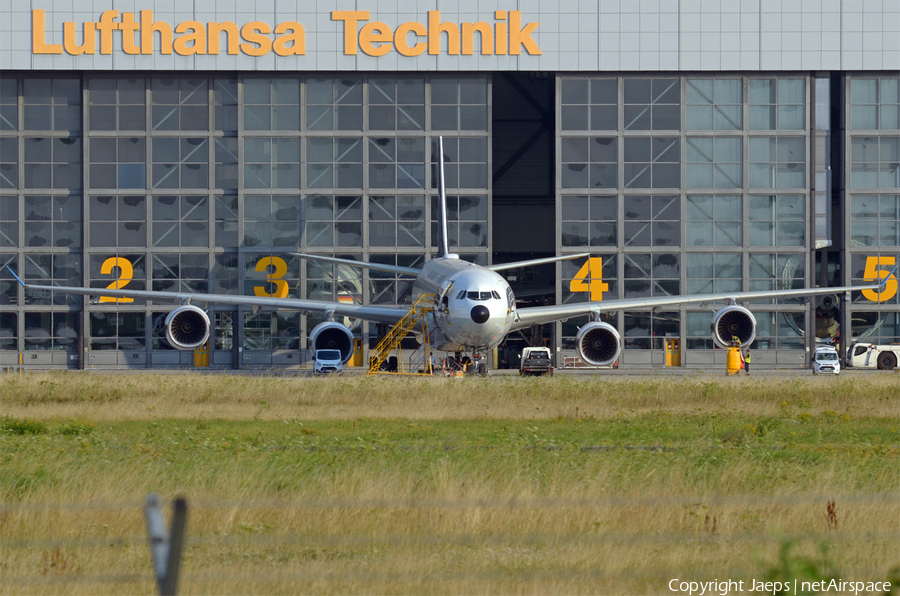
[555,74,816,367]
[844,74,900,346]
[0,73,491,369]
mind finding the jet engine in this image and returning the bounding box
[165,305,210,350]
[309,321,354,363]
[576,322,622,367]
[817,294,839,313]
[711,305,757,348]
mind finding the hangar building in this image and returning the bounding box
[0,0,898,370]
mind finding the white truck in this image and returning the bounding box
[812,344,840,375]
[845,343,900,370]
[519,347,554,376]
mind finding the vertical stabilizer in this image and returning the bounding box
[436,136,458,259]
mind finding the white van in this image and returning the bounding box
[813,345,840,375]
[314,349,344,375]
[519,347,554,376]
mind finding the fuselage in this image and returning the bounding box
[410,256,515,352]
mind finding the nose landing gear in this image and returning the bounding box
[472,348,489,376]
[446,349,490,376]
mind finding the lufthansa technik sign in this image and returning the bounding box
[31,9,541,57]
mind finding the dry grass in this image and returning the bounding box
[1,371,898,421]
[1,372,898,595]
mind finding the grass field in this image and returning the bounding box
[1,372,898,595]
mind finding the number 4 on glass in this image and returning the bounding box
[569,257,608,302]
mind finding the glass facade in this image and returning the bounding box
[1,69,898,367]
[846,76,900,344]
[0,73,490,366]
[557,75,814,355]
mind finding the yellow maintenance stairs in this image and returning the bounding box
[368,294,436,375]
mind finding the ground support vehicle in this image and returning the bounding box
[726,343,743,376]
[845,343,900,370]
[813,345,841,374]
[519,347,554,376]
[314,349,344,375]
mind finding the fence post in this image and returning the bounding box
[144,494,188,596]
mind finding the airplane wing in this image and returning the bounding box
[292,252,591,275]
[509,284,883,332]
[290,253,421,276]
[10,275,409,326]
[487,253,590,271]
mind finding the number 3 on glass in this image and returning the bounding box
[254,256,290,298]
[862,256,898,302]
[569,257,608,301]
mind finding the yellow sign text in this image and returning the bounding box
[32,9,540,57]
[32,9,305,56]
[332,10,540,56]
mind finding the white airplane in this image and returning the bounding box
[7,138,888,371]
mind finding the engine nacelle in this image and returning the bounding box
[816,294,839,313]
[576,322,622,367]
[711,305,757,349]
[309,321,354,363]
[165,305,210,350]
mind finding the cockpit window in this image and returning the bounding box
[456,290,467,300]
[492,290,501,299]
[466,291,492,301]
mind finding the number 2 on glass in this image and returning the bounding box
[99,257,134,303]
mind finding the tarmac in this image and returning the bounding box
[8,365,896,378]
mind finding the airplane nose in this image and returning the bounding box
[470,305,490,324]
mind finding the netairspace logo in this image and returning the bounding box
[668,578,893,595]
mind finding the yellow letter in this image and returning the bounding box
[63,21,96,55]
[462,22,493,55]
[119,13,140,54]
[174,21,207,55]
[273,22,305,56]
[394,21,426,56]
[141,11,173,54]
[428,11,459,55]
[240,22,272,57]
[359,21,392,56]
[509,11,541,55]
[32,10,63,54]
[494,11,507,55]
[208,22,239,55]
[96,10,119,55]
[332,11,369,55]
